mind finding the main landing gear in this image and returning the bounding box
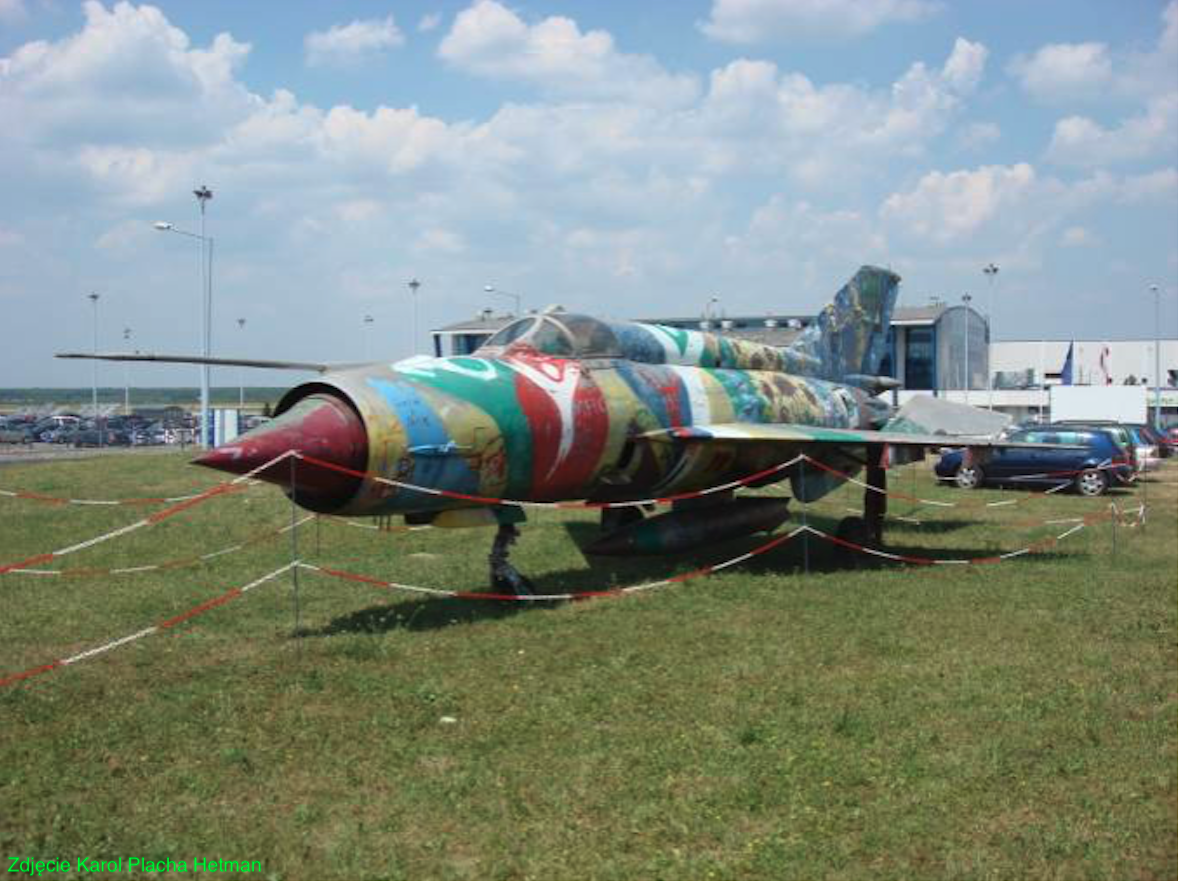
[489,522,535,596]
[835,443,888,562]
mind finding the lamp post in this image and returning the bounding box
[236,318,246,408]
[484,284,521,317]
[1150,283,1161,427]
[363,314,374,361]
[983,262,998,409]
[88,293,101,444]
[407,278,422,355]
[122,326,132,416]
[962,293,972,405]
[153,194,214,448]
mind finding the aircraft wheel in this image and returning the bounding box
[1074,468,1107,497]
[955,464,984,490]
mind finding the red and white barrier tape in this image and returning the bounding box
[0,563,294,688]
[0,451,294,577]
[4,515,314,578]
[0,483,258,507]
[295,451,806,510]
[299,526,805,602]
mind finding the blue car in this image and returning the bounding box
[935,427,1133,496]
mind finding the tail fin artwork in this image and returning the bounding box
[787,265,900,383]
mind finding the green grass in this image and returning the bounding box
[1,452,1175,879]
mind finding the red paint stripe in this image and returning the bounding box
[0,661,60,688]
[158,588,242,629]
[147,484,236,524]
[0,552,55,574]
[16,491,66,504]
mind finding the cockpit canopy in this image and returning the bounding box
[478,314,622,359]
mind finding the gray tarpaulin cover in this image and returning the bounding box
[884,395,1011,438]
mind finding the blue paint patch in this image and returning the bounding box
[367,377,481,505]
[616,324,669,364]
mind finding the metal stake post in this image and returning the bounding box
[800,458,810,575]
[290,456,301,642]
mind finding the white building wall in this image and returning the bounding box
[992,339,1178,387]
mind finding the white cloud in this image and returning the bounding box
[1117,167,1178,204]
[881,163,1036,242]
[0,1,255,148]
[414,227,466,254]
[304,16,404,68]
[439,0,698,106]
[1047,93,1178,166]
[692,38,986,185]
[418,13,442,33]
[0,0,27,22]
[1008,42,1112,103]
[699,0,939,43]
[957,121,1000,151]
[1060,226,1094,247]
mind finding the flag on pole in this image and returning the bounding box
[1099,343,1112,385]
[1061,341,1074,385]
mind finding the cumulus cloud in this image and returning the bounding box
[1060,226,1095,247]
[0,0,27,22]
[693,38,986,185]
[304,16,404,67]
[1008,42,1112,103]
[957,121,1000,151]
[699,0,939,43]
[0,1,255,148]
[881,163,1036,242]
[418,13,442,33]
[439,0,698,106]
[1047,94,1178,166]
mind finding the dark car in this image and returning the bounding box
[935,427,1133,496]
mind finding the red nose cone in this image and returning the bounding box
[194,393,368,512]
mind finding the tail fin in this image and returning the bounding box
[787,265,900,382]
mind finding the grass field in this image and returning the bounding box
[1,451,1175,879]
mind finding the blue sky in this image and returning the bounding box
[1,0,1175,386]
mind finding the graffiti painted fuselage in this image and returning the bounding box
[197,266,901,519]
[290,340,874,516]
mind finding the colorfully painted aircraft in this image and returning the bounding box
[60,266,1010,593]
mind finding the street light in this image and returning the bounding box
[408,278,421,355]
[1150,283,1161,427]
[87,292,101,445]
[484,284,521,317]
[962,293,973,405]
[363,314,374,361]
[236,318,246,408]
[153,186,215,448]
[983,262,998,409]
[122,326,132,415]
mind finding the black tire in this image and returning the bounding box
[955,464,984,490]
[1074,468,1107,497]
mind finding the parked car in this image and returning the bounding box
[935,427,1134,496]
[1123,425,1160,471]
[1052,421,1139,474]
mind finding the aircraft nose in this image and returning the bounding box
[194,392,369,511]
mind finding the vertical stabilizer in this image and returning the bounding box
[788,266,900,382]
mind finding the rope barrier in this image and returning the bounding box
[0,451,294,576]
[294,451,806,509]
[0,483,258,507]
[3,515,314,578]
[0,563,294,689]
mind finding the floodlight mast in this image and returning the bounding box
[484,284,521,317]
[152,184,214,448]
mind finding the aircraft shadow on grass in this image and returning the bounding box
[306,512,1086,635]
